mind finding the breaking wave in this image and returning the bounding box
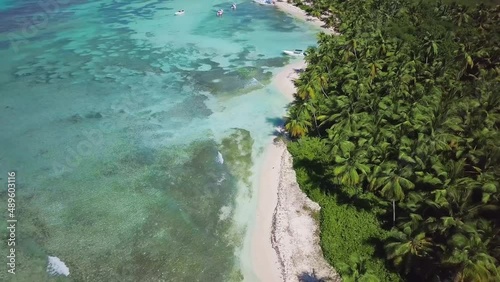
[47,256,70,277]
[216,151,224,164]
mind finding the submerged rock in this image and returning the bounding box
[85,111,103,119]
[68,114,83,123]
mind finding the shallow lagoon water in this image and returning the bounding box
[0,0,317,280]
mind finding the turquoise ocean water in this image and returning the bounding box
[0,0,317,280]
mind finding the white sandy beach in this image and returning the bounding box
[251,139,340,282]
[251,142,287,282]
[274,1,339,35]
[251,52,339,282]
[272,59,307,102]
[249,2,341,281]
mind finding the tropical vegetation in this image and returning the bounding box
[284,0,500,280]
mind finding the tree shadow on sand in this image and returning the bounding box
[294,68,305,74]
[298,269,333,282]
[266,117,288,138]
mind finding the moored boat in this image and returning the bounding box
[283,49,305,56]
[253,0,274,5]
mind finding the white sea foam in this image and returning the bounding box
[251,77,265,87]
[216,151,224,164]
[219,205,232,221]
[217,172,227,185]
[47,256,70,277]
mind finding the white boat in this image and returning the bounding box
[217,9,224,16]
[175,10,185,15]
[253,0,274,5]
[283,49,305,56]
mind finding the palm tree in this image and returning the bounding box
[452,6,471,27]
[283,1,500,280]
[421,33,441,64]
[284,106,312,138]
[443,232,499,282]
[337,255,381,282]
[330,140,370,187]
[370,161,415,225]
[385,227,434,275]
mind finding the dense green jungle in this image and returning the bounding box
[284,0,500,281]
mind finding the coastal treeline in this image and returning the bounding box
[285,0,500,280]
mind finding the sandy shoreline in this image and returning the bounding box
[249,2,341,281]
[251,139,340,282]
[274,1,339,35]
[250,48,339,282]
[249,61,302,282]
[251,142,287,282]
[272,59,306,102]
